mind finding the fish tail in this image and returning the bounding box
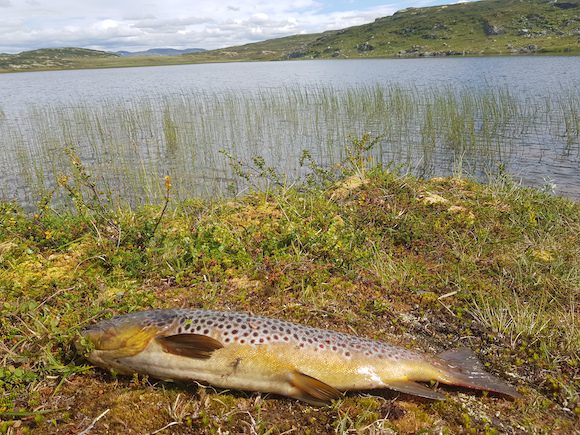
[436,348,521,399]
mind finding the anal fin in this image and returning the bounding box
[157,334,223,359]
[383,380,446,400]
[288,371,342,405]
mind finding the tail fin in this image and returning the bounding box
[437,348,521,399]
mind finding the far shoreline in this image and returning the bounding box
[1,51,579,75]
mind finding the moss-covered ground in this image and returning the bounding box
[1,160,578,433]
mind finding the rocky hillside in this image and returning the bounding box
[190,0,580,61]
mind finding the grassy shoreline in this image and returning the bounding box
[1,159,578,432]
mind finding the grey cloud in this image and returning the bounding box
[123,13,157,21]
[133,16,214,32]
[0,0,12,7]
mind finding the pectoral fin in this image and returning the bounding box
[157,334,223,359]
[383,380,446,400]
[288,371,342,405]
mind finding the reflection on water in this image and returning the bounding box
[0,57,578,208]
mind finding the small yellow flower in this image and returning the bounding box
[57,175,69,186]
[164,175,172,191]
[44,231,53,240]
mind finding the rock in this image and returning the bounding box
[553,1,578,9]
[330,175,369,200]
[518,44,540,53]
[483,21,504,36]
[287,50,307,59]
[419,191,449,205]
[356,42,374,52]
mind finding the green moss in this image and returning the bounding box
[0,167,578,433]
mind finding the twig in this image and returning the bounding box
[150,176,172,241]
[150,421,180,434]
[438,290,459,300]
[438,299,456,318]
[78,408,109,435]
[74,255,108,273]
[438,290,459,317]
[150,196,169,240]
[36,287,74,311]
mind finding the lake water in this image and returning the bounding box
[0,57,579,206]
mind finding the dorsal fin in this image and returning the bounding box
[437,348,521,399]
[383,380,446,400]
[157,334,223,359]
[288,371,342,405]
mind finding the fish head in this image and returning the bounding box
[76,314,162,371]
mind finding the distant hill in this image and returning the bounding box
[116,48,206,56]
[187,0,580,61]
[0,47,118,71]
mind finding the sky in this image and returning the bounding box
[0,0,475,53]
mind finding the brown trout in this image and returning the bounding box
[78,309,520,404]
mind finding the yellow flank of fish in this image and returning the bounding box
[78,309,520,404]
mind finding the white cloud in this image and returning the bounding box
[0,1,476,53]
